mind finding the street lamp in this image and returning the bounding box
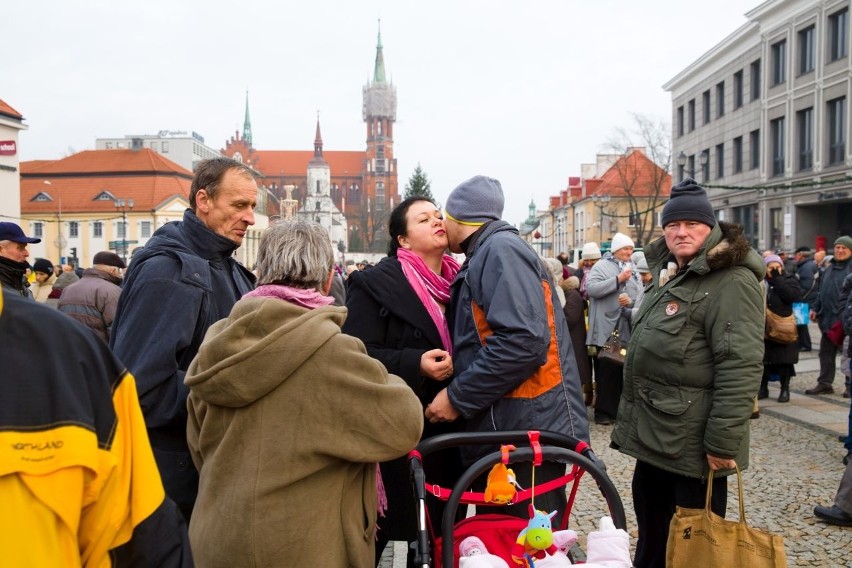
[114,198,134,264]
[677,150,709,181]
[592,194,611,243]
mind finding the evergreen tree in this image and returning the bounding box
[404,163,434,201]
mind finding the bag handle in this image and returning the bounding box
[704,465,747,525]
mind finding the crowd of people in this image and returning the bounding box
[3,158,852,567]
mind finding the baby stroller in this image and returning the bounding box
[408,430,627,568]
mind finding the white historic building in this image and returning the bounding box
[96,130,222,172]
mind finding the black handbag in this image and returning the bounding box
[597,315,626,366]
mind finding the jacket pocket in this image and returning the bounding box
[634,386,693,458]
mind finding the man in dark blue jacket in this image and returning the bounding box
[794,246,818,351]
[806,236,852,395]
[110,157,257,521]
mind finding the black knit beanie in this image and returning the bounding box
[661,177,716,228]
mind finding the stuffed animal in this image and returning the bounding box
[534,530,579,568]
[484,462,518,504]
[459,536,511,568]
[511,508,558,567]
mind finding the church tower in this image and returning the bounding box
[243,91,253,147]
[361,21,399,252]
[302,117,347,246]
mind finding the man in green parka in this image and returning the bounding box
[611,177,764,568]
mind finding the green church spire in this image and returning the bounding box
[243,90,253,146]
[373,20,386,84]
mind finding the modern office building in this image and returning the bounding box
[665,0,851,251]
[95,130,221,172]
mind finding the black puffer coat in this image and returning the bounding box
[764,271,801,366]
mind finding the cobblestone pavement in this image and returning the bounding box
[384,334,852,566]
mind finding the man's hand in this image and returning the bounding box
[425,388,460,423]
[809,309,818,322]
[706,454,736,471]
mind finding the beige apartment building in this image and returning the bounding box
[665,0,851,252]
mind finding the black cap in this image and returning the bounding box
[661,178,716,228]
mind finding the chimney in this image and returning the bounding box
[131,138,143,151]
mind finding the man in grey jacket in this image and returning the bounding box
[425,175,589,523]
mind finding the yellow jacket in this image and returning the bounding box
[0,289,191,567]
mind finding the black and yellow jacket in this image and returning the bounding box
[0,289,192,567]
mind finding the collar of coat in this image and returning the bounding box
[645,221,764,288]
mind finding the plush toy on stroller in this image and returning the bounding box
[407,431,630,568]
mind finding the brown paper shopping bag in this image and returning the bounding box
[665,466,786,567]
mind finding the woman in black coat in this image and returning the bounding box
[759,255,802,403]
[343,197,463,567]
[561,275,593,405]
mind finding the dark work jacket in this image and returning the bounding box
[110,209,255,518]
[795,258,819,303]
[764,271,801,366]
[813,257,852,332]
[0,256,31,297]
[343,256,462,541]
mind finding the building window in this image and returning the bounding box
[750,59,761,101]
[33,222,43,238]
[770,117,786,176]
[797,107,813,171]
[141,221,152,238]
[750,129,761,170]
[734,205,759,249]
[798,25,815,74]
[770,207,783,250]
[688,99,696,131]
[677,106,684,137]
[828,96,847,165]
[771,40,786,86]
[162,141,169,153]
[829,8,849,62]
[93,221,103,238]
[117,221,127,240]
[733,70,743,109]
[628,211,639,227]
[105,142,113,149]
[716,81,725,118]
[701,149,710,182]
[702,90,711,124]
[69,221,79,238]
[715,143,724,179]
[733,136,743,174]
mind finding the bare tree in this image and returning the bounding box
[603,113,672,247]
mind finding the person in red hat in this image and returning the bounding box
[0,221,41,297]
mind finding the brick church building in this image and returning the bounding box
[221,28,400,253]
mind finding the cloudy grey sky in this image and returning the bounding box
[4,0,755,226]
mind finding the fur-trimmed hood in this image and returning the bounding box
[645,221,764,287]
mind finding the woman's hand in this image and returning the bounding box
[421,349,453,381]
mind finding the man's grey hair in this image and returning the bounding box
[255,220,334,291]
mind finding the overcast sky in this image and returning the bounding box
[4,0,756,226]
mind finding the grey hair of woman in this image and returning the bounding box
[255,220,334,291]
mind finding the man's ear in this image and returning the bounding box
[195,189,210,213]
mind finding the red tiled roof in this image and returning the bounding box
[251,150,365,178]
[0,98,23,120]
[21,149,192,177]
[20,149,193,214]
[590,150,672,198]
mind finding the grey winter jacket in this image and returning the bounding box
[57,268,122,342]
[446,221,589,462]
[585,254,643,346]
[611,222,765,479]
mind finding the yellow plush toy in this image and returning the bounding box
[484,445,519,504]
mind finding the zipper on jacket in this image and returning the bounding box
[724,321,733,357]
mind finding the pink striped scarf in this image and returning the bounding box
[396,248,460,353]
